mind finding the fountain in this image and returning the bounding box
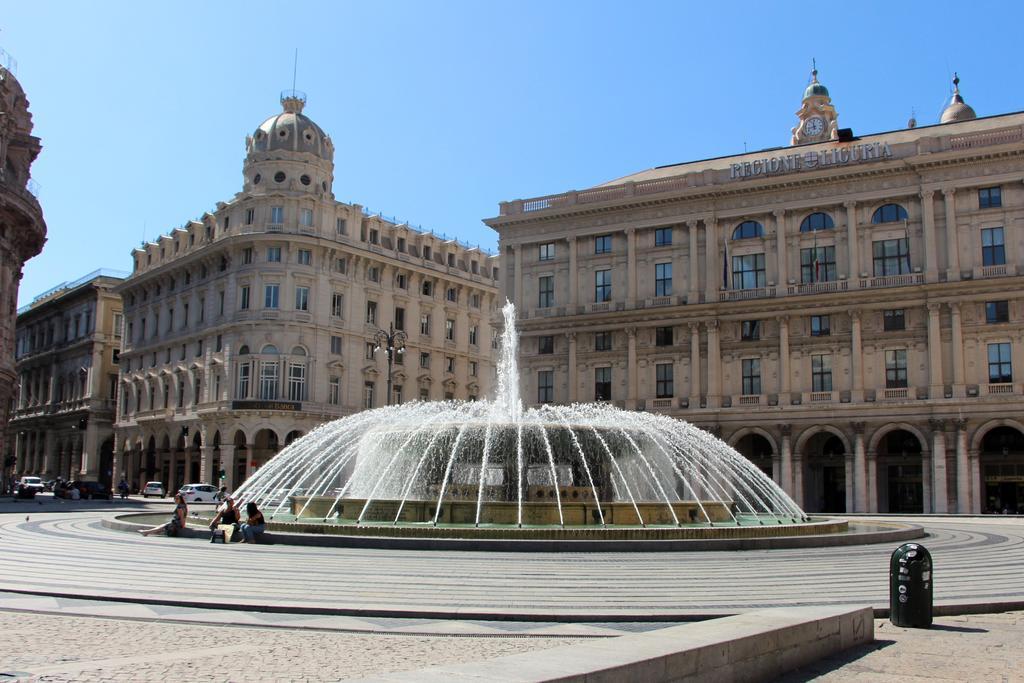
[230,303,833,541]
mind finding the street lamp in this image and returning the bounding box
[373,323,407,406]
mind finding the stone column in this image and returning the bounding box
[689,323,701,407]
[626,327,638,409]
[867,450,878,513]
[852,422,867,512]
[792,454,804,509]
[774,210,788,286]
[949,303,965,397]
[704,217,719,303]
[921,189,938,282]
[80,422,101,479]
[780,424,793,497]
[42,430,57,479]
[927,303,944,398]
[954,419,970,513]
[220,444,237,492]
[929,418,948,513]
[844,201,858,279]
[200,445,215,485]
[566,332,577,403]
[969,448,982,513]
[168,449,179,492]
[778,316,790,402]
[626,227,637,309]
[850,310,863,402]
[513,244,523,309]
[686,221,699,303]
[706,320,721,409]
[943,188,960,281]
[567,236,577,311]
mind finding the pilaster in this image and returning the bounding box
[920,189,938,282]
[929,418,948,513]
[852,421,867,512]
[943,187,960,281]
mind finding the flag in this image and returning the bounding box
[722,231,730,290]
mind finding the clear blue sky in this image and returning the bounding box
[5,1,1022,306]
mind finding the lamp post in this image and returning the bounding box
[373,323,407,406]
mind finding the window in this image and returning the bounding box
[810,315,831,336]
[177,378,185,407]
[294,286,309,311]
[469,325,478,346]
[595,234,612,254]
[420,388,430,401]
[245,208,255,225]
[393,385,403,404]
[328,377,340,405]
[419,352,431,368]
[986,300,1009,324]
[270,206,284,224]
[365,342,376,360]
[470,293,481,308]
[216,334,222,352]
[538,370,554,403]
[732,253,766,290]
[736,358,760,395]
[871,203,908,224]
[656,363,674,398]
[988,342,1012,383]
[732,220,764,240]
[654,227,673,246]
[287,362,306,401]
[883,309,905,331]
[297,249,312,265]
[264,284,280,309]
[800,246,837,283]
[300,208,313,227]
[218,291,225,316]
[538,335,554,354]
[979,187,1002,209]
[800,212,834,232]
[812,354,833,392]
[445,319,455,341]
[369,229,379,245]
[885,349,908,388]
[423,245,432,260]
[397,237,406,252]
[331,292,344,318]
[470,361,478,377]
[872,238,911,276]
[397,273,408,289]
[422,280,434,296]
[330,336,342,355]
[447,253,455,267]
[595,367,612,400]
[981,227,1006,266]
[336,217,348,235]
[363,381,375,409]
[242,247,253,264]
[741,320,761,341]
[539,243,555,261]
[446,356,455,373]
[595,269,612,302]
[368,266,380,283]
[655,326,673,346]
[655,262,672,296]
[366,301,377,325]
[259,360,279,400]
[335,258,348,274]
[538,276,554,308]
[267,247,282,262]
[595,331,612,351]
[195,338,203,357]
[240,286,250,310]
[420,314,431,335]
[395,307,405,331]
[446,287,457,302]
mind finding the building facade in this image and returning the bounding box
[0,51,47,486]
[9,270,125,487]
[114,92,500,494]
[487,72,1024,515]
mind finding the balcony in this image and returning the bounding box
[721,287,776,302]
[860,273,924,289]
[787,280,848,296]
[737,394,761,406]
[881,386,915,401]
[650,398,674,410]
[987,383,1014,395]
[808,391,834,403]
[976,264,1016,279]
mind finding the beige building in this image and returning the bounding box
[114,91,500,494]
[0,51,47,486]
[487,72,1024,515]
[9,270,125,486]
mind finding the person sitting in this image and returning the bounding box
[239,501,266,544]
[209,496,241,541]
[139,493,188,536]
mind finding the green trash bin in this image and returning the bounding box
[890,542,933,628]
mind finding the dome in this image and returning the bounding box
[940,74,976,124]
[803,68,829,99]
[246,90,333,160]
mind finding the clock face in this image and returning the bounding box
[804,117,825,137]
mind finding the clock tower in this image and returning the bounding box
[791,65,839,145]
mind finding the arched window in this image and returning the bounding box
[732,220,764,240]
[260,344,279,355]
[238,345,250,355]
[290,346,307,356]
[871,203,908,224]
[800,212,834,232]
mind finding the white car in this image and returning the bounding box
[142,481,166,498]
[178,484,220,503]
[18,476,44,493]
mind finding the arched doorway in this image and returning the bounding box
[233,430,248,486]
[285,430,303,446]
[803,432,847,513]
[733,434,774,479]
[980,426,1024,514]
[877,429,924,513]
[98,437,114,490]
[145,436,157,483]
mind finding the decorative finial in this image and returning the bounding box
[811,58,818,81]
[908,108,917,129]
[952,72,960,93]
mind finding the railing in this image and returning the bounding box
[635,175,689,195]
[738,395,761,406]
[882,387,910,400]
[809,391,834,403]
[18,268,131,314]
[950,127,1023,150]
[722,287,776,302]
[987,383,1014,395]
[650,398,674,409]
[647,296,675,307]
[590,302,611,312]
[862,273,923,289]
[788,280,848,296]
[979,264,1013,278]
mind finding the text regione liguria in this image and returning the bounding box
[730,142,894,180]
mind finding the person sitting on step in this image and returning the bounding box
[239,501,266,544]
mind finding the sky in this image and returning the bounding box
[4,0,1023,307]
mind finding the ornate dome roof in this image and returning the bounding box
[940,74,976,124]
[803,68,829,99]
[246,90,333,160]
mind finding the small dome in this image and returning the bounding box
[803,68,829,99]
[940,74,976,124]
[247,90,333,160]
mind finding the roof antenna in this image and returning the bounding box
[292,48,298,93]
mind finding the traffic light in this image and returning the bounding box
[219,469,226,479]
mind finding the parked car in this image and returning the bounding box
[18,476,45,493]
[142,481,166,498]
[178,484,220,503]
[76,481,111,500]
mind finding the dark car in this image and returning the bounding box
[56,481,111,500]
